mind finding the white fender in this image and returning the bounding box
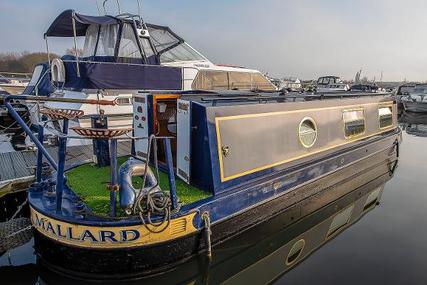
[51,58,66,83]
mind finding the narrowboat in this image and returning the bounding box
[38,168,393,283]
[3,87,400,278]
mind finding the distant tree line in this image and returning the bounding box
[0,52,58,73]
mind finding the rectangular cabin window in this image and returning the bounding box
[192,70,229,90]
[343,109,365,138]
[116,97,132,105]
[379,106,393,129]
[192,70,276,91]
[228,72,252,90]
[250,73,277,91]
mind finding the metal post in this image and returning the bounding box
[55,119,69,214]
[109,139,118,217]
[36,125,44,182]
[44,35,51,67]
[71,12,81,77]
[5,101,58,170]
[164,138,178,209]
[91,114,110,167]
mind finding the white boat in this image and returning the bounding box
[24,8,276,145]
[315,76,349,93]
[0,75,28,95]
[402,84,427,113]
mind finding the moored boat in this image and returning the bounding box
[22,7,276,147]
[37,168,393,283]
[3,88,401,278]
[315,76,349,93]
[0,74,29,95]
[401,84,427,113]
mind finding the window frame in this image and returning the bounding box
[342,108,366,139]
[378,104,394,130]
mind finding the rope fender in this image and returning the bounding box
[202,211,212,260]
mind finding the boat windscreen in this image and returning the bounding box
[147,24,206,63]
[160,43,206,63]
[147,24,183,53]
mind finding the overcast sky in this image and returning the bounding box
[1,0,426,81]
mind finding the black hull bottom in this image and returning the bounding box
[34,138,398,279]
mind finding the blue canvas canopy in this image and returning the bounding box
[22,63,54,96]
[45,9,121,37]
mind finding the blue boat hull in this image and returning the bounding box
[32,128,400,278]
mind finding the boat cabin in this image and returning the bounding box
[133,91,397,195]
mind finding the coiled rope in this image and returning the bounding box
[132,135,180,233]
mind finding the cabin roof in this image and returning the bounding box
[45,9,178,40]
[45,9,121,37]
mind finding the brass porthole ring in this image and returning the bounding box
[298,117,317,148]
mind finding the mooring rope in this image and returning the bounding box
[132,135,181,233]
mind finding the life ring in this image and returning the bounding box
[51,58,65,83]
[119,157,160,214]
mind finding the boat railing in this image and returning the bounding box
[201,92,393,106]
[2,95,179,218]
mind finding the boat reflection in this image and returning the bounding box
[399,112,427,137]
[34,163,394,285]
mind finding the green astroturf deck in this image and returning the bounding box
[66,157,210,216]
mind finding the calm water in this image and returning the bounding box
[1,113,426,284]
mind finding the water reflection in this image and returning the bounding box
[399,112,427,137]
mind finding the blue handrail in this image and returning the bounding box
[4,99,58,170]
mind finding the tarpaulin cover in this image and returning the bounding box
[62,58,183,90]
[45,9,120,37]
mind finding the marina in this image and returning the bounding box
[0,0,427,284]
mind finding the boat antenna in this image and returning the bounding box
[102,0,122,15]
[102,0,108,15]
[96,0,102,15]
[116,0,122,14]
[137,0,142,18]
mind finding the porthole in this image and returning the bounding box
[299,117,317,148]
[286,239,305,265]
